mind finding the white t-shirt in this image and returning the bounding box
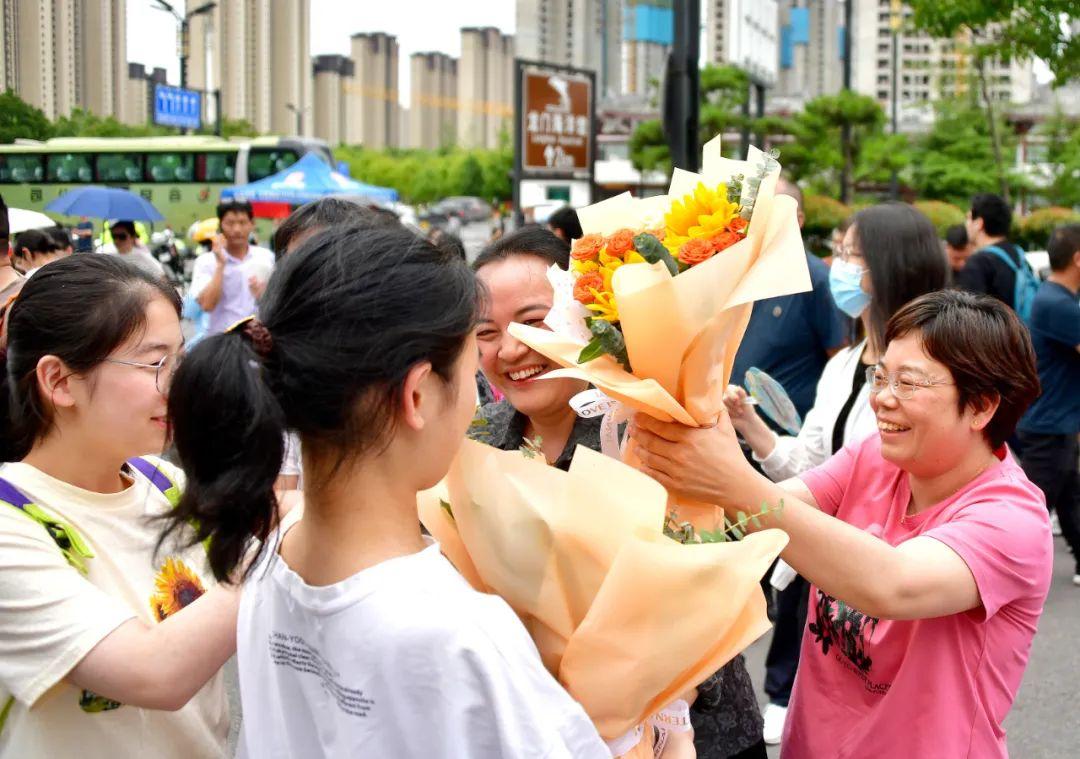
[279,432,303,489]
[237,515,607,758]
[190,245,275,335]
[0,458,228,759]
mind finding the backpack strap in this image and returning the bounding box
[126,457,182,508]
[981,244,1033,274]
[0,476,94,575]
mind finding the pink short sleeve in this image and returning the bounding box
[923,480,1052,621]
[798,436,868,517]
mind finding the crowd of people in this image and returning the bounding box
[0,179,1076,759]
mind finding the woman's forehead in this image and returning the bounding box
[881,332,946,374]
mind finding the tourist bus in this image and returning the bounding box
[0,135,334,235]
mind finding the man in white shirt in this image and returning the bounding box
[106,221,166,279]
[190,201,275,335]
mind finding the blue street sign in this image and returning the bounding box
[153,85,202,129]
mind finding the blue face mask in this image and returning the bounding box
[829,258,870,318]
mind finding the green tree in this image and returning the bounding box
[197,118,259,139]
[909,0,1080,203]
[452,153,485,198]
[780,91,888,202]
[909,99,1022,205]
[1040,107,1080,208]
[0,90,53,143]
[52,108,175,138]
[629,63,752,174]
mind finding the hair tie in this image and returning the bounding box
[225,316,274,359]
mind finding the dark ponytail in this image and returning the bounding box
[164,324,285,582]
[1,255,181,462]
[163,224,480,582]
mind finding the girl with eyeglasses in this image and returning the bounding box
[630,289,1052,757]
[0,255,236,759]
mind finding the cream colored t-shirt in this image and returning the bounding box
[0,457,228,759]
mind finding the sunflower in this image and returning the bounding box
[664,182,740,256]
[149,557,206,622]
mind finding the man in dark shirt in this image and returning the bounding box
[730,178,847,432]
[956,193,1028,308]
[1017,223,1080,586]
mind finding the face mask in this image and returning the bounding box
[829,258,870,318]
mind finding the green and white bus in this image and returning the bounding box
[0,135,333,234]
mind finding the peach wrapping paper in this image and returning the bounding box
[418,439,788,748]
[508,137,813,529]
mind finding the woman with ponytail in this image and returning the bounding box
[163,225,608,757]
[0,255,234,758]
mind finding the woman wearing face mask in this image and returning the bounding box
[725,203,949,481]
[472,227,766,759]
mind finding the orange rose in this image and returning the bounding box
[573,272,605,304]
[728,217,748,234]
[571,233,604,261]
[647,227,666,242]
[710,230,741,252]
[678,238,717,266]
[605,228,636,259]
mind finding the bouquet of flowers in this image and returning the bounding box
[419,439,788,757]
[510,136,811,529]
[569,153,772,370]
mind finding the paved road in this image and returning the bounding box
[743,538,1079,758]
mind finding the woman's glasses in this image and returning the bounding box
[104,353,181,394]
[866,365,953,400]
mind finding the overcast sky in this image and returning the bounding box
[127,0,1051,105]
[126,0,516,105]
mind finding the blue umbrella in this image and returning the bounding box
[45,186,164,221]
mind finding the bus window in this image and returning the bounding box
[47,153,94,183]
[198,152,236,182]
[146,152,195,182]
[247,148,299,181]
[97,153,144,183]
[0,154,44,183]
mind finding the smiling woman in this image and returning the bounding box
[630,289,1052,758]
[470,226,770,759]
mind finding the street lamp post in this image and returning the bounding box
[153,1,217,91]
[285,103,310,136]
[889,0,902,200]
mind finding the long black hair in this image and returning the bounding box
[852,203,948,351]
[163,224,480,582]
[0,255,181,462]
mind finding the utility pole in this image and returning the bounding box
[889,0,901,200]
[840,0,853,203]
[664,0,701,172]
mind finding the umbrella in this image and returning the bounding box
[7,207,56,234]
[45,186,164,222]
[221,153,398,205]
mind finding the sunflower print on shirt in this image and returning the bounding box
[77,558,207,713]
[149,557,207,621]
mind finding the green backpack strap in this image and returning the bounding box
[0,476,94,575]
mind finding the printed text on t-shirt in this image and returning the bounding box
[269,632,375,717]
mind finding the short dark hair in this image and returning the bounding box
[216,199,254,222]
[852,203,949,350]
[970,193,1011,238]
[45,226,70,249]
[0,193,9,244]
[944,224,968,250]
[1,255,181,461]
[109,220,136,237]
[473,226,570,272]
[1047,223,1080,272]
[273,198,399,253]
[547,206,583,242]
[429,229,466,262]
[14,228,59,255]
[885,290,1039,449]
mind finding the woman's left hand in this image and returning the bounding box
[629,412,765,509]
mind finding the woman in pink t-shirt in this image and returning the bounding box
[630,290,1054,758]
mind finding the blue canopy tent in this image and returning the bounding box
[220,153,398,215]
